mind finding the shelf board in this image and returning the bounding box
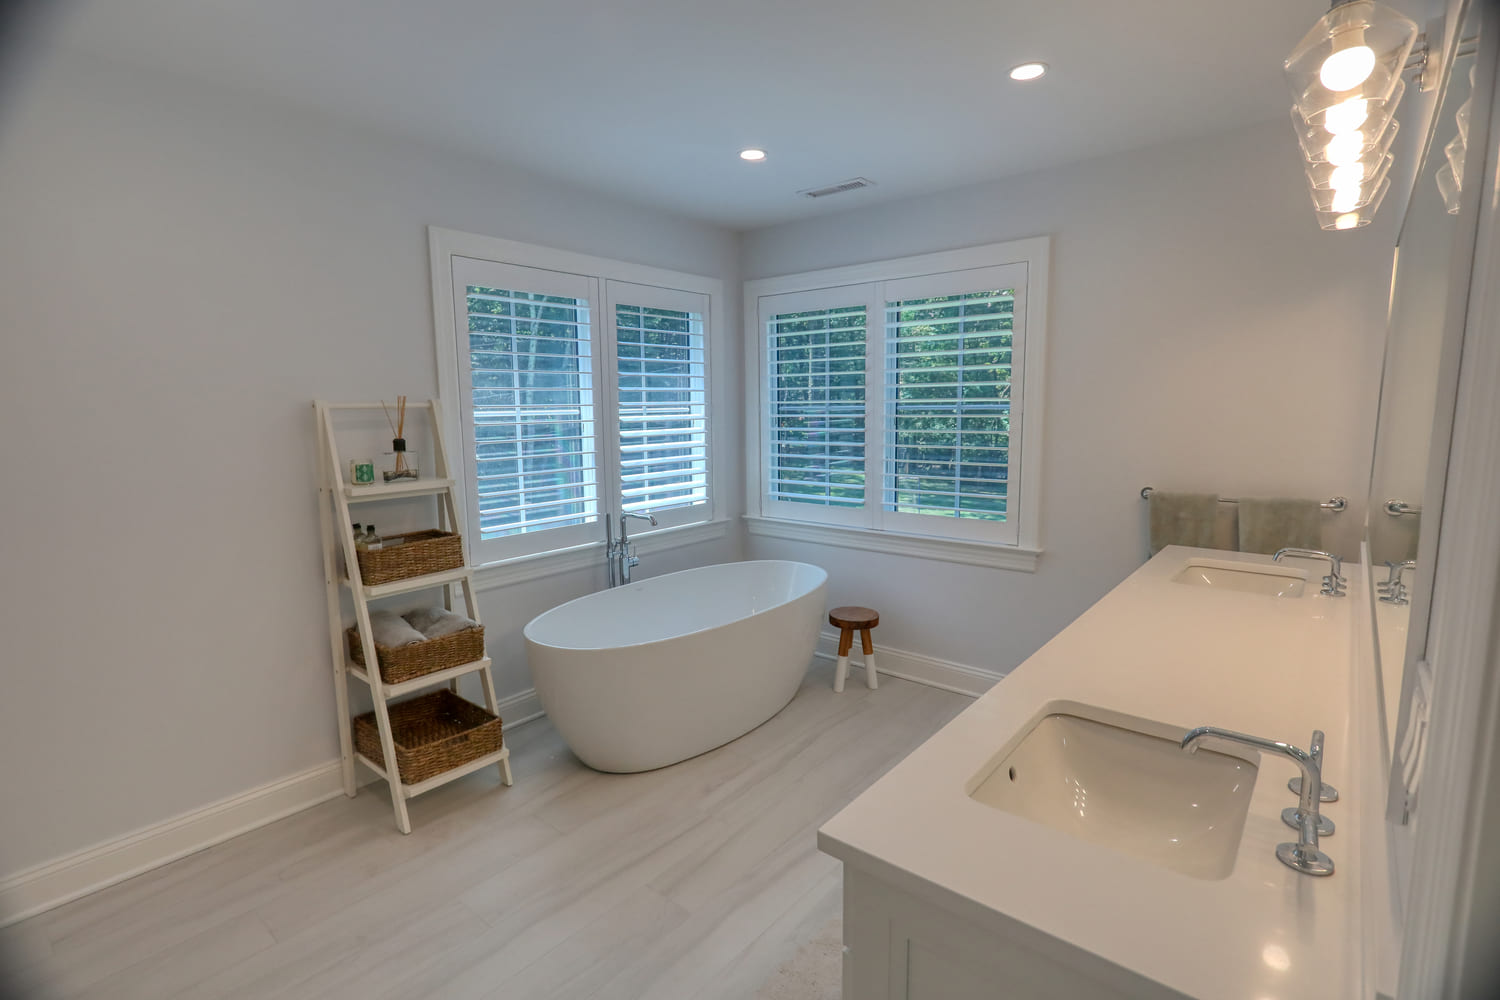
[348,566,473,599]
[347,657,492,699]
[343,478,454,502]
[353,745,510,799]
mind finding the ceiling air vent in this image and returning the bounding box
[797,177,875,199]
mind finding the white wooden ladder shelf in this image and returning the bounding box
[314,399,512,834]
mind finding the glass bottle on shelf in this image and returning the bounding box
[364,526,383,551]
[352,523,365,550]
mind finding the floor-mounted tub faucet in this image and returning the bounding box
[1181,726,1335,876]
[606,510,657,586]
[1273,547,1346,597]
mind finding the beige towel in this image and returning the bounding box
[1149,492,1228,555]
[1238,498,1323,555]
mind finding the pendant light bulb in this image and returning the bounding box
[1335,212,1361,230]
[1331,186,1362,213]
[1320,31,1376,92]
[1329,162,1365,189]
[1324,97,1369,133]
[1325,131,1366,165]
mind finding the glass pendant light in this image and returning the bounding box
[1292,107,1400,163]
[1306,156,1393,212]
[1292,77,1404,151]
[1314,175,1391,230]
[1285,1,1419,120]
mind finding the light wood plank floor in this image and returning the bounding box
[2,662,969,1000]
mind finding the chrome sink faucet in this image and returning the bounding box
[605,509,657,586]
[1378,560,1417,606]
[1273,547,1346,597]
[1181,726,1334,876]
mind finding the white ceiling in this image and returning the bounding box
[50,0,1354,229]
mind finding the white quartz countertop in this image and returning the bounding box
[819,546,1361,1000]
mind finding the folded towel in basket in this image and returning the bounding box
[368,610,427,647]
[403,606,480,639]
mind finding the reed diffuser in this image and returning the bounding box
[380,396,420,482]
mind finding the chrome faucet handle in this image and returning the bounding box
[1281,729,1335,836]
[1273,548,1346,597]
[1182,726,1334,876]
[1288,728,1339,802]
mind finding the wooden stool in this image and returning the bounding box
[829,606,879,692]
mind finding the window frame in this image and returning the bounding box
[744,238,1049,568]
[430,227,725,571]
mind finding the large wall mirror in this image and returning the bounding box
[1365,0,1487,860]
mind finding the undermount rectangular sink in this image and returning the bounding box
[1172,561,1306,597]
[969,714,1258,880]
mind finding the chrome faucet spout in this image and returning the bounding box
[615,510,657,585]
[1181,726,1334,876]
[1273,547,1346,597]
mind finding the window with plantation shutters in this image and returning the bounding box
[443,246,719,565]
[765,299,867,514]
[614,297,708,516]
[750,245,1045,557]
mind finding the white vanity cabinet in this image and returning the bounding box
[840,863,1178,1000]
[818,547,1364,1000]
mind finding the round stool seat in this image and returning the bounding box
[829,606,879,630]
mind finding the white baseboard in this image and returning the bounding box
[814,631,1004,697]
[0,686,546,928]
[0,761,346,928]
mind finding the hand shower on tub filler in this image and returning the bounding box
[605,509,657,586]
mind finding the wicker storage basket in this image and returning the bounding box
[354,529,463,586]
[352,689,503,785]
[346,625,485,685]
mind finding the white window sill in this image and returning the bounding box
[743,516,1041,573]
[473,519,731,592]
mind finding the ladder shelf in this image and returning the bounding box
[314,398,512,834]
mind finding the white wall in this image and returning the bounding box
[741,121,1394,676]
[0,53,741,878]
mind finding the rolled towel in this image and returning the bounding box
[1149,491,1227,555]
[403,606,480,639]
[1237,497,1323,555]
[368,610,427,647]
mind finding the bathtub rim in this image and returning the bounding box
[522,559,828,654]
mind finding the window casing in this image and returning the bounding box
[748,240,1047,555]
[435,232,719,566]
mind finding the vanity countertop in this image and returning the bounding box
[818,545,1364,1000]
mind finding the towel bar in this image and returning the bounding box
[1139,487,1348,513]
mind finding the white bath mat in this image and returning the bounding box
[753,915,843,999]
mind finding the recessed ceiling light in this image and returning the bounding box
[740,148,767,162]
[1009,62,1048,82]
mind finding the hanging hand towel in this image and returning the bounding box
[368,610,427,647]
[1148,491,1226,555]
[1237,497,1323,555]
[404,606,480,639]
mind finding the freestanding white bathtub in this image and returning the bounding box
[523,560,828,773]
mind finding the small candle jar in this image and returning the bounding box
[348,458,376,485]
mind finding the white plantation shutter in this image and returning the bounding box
[612,288,709,519]
[762,293,869,517]
[879,264,1027,543]
[452,258,603,560]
